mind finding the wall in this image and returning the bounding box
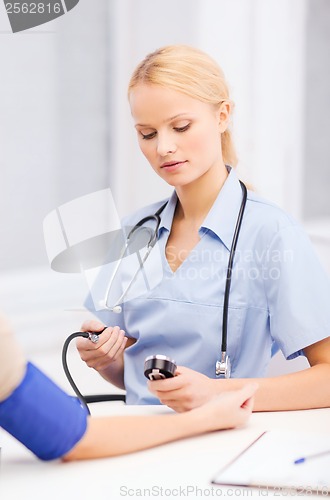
[0,0,111,272]
[304,0,330,221]
[108,0,308,221]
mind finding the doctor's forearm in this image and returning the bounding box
[98,358,125,389]
[254,364,330,411]
[211,364,330,411]
[247,337,330,411]
[97,336,137,389]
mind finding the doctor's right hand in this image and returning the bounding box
[76,320,128,372]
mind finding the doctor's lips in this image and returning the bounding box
[160,160,187,171]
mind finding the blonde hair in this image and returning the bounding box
[128,45,238,167]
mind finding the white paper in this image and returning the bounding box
[212,430,330,492]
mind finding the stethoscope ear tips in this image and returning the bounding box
[98,299,122,313]
[112,305,122,314]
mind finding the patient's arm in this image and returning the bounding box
[63,384,256,460]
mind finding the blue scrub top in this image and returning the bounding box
[92,168,330,404]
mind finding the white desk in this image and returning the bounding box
[1,405,329,500]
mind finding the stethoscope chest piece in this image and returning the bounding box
[215,352,231,379]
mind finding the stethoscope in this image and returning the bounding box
[100,181,247,379]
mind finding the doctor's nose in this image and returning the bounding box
[156,135,177,156]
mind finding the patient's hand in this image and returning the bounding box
[194,383,257,432]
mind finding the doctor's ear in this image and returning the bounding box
[217,101,231,133]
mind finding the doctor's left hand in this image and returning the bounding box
[147,366,216,412]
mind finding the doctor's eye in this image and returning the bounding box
[173,124,191,133]
[141,131,157,140]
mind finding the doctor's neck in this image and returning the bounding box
[175,163,228,222]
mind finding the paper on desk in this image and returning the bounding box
[212,430,330,492]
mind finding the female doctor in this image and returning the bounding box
[77,44,330,412]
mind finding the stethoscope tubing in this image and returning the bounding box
[102,204,167,310]
[101,182,247,377]
[221,181,247,352]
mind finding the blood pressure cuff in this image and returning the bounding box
[0,362,88,461]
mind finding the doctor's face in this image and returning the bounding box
[129,84,227,188]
